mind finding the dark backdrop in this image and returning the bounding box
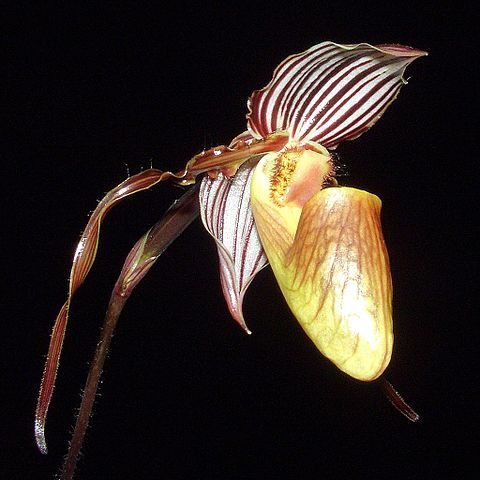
[4,2,476,479]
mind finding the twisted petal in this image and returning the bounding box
[200,161,268,332]
[247,42,427,148]
[251,151,392,381]
[35,169,171,454]
[35,132,291,454]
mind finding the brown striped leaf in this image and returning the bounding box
[247,42,427,148]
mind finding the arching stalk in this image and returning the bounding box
[60,184,200,479]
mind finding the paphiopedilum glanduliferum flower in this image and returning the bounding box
[35,42,426,479]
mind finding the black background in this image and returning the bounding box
[4,2,476,479]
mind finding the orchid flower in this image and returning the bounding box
[35,41,426,479]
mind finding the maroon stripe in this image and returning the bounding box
[278,45,338,125]
[285,48,347,135]
[249,44,334,137]
[215,181,229,241]
[231,178,243,263]
[274,44,336,132]
[291,50,370,140]
[315,66,383,128]
[333,83,402,144]
[247,43,425,148]
[255,53,307,135]
[309,56,404,145]
[297,54,377,140]
[264,46,327,133]
[280,46,345,133]
[238,216,254,287]
[321,76,400,147]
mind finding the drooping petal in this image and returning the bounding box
[59,185,200,480]
[247,42,427,148]
[35,169,170,454]
[251,150,392,381]
[200,160,268,333]
[186,131,290,180]
[35,132,291,454]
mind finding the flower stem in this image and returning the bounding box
[382,378,420,422]
[60,291,127,480]
[59,185,200,479]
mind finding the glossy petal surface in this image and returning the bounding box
[251,150,392,380]
[200,161,268,332]
[247,42,427,148]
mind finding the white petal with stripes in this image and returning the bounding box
[199,161,268,332]
[247,42,426,148]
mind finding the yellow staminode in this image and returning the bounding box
[251,148,393,381]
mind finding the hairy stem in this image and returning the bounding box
[60,292,127,480]
[60,185,200,479]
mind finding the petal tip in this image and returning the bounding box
[226,300,252,335]
[375,43,428,58]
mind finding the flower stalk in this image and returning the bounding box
[35,41,426,478]
[59,184,200,479]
